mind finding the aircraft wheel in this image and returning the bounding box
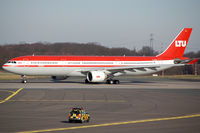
[110,80,114,84]
[87,118,90,122]
[21,79,27,83]
[106,79,115,84]
[106,80,112,84]
[106,80,110,84]
[80,119,83,123]
[21,75,27,83]
[85,79,90,84]
[114,80,120,84]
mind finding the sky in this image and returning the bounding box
[0,0,199,53]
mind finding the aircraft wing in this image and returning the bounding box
[78,64,183,76]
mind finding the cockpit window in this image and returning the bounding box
[7,61,16,64]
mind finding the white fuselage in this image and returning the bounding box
[3,59,175,76]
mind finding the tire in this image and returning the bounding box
[22,80,27,83]
[85,79,90,84]
[114,80,120,84]
[106,80,111,84]
[87,117,90,122]
[107,80,119,84]
[110,80,114,84]
[80,120,83,123]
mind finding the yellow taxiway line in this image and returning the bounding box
[0,88,23,104]
[17,113,200,133]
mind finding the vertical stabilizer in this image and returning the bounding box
[157,28,192,58]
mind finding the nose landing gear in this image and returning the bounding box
[21,75,27,83]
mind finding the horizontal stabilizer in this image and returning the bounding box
[187,58,199,64]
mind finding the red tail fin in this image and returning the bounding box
[157,28,192,58]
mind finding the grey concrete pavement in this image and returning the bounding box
[0,77,200,133]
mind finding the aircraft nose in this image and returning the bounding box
[2,64,8,71]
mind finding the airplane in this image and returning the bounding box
[2,28,198,84]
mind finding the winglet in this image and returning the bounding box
[157,28,192,58]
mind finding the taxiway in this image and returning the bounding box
[0,77,200,133]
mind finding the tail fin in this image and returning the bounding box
[156,28,192,58]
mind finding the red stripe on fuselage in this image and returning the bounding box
[9,55,174,61]
[9,56,190,62]
[3,65,124,67]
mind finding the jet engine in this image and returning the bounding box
[87,71,107,82]
[51,76,69,80]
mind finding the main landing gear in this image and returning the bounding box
[106,79,120,84]
[85,79,90,84]
[21,75,27,83]
[84,79,120,84]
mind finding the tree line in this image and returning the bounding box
[0,42,199,75]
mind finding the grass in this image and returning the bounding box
[157,75,200,80]
[120,75,200,81]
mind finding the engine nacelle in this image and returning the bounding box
[87,71,107,82]
[51,76,69,80]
